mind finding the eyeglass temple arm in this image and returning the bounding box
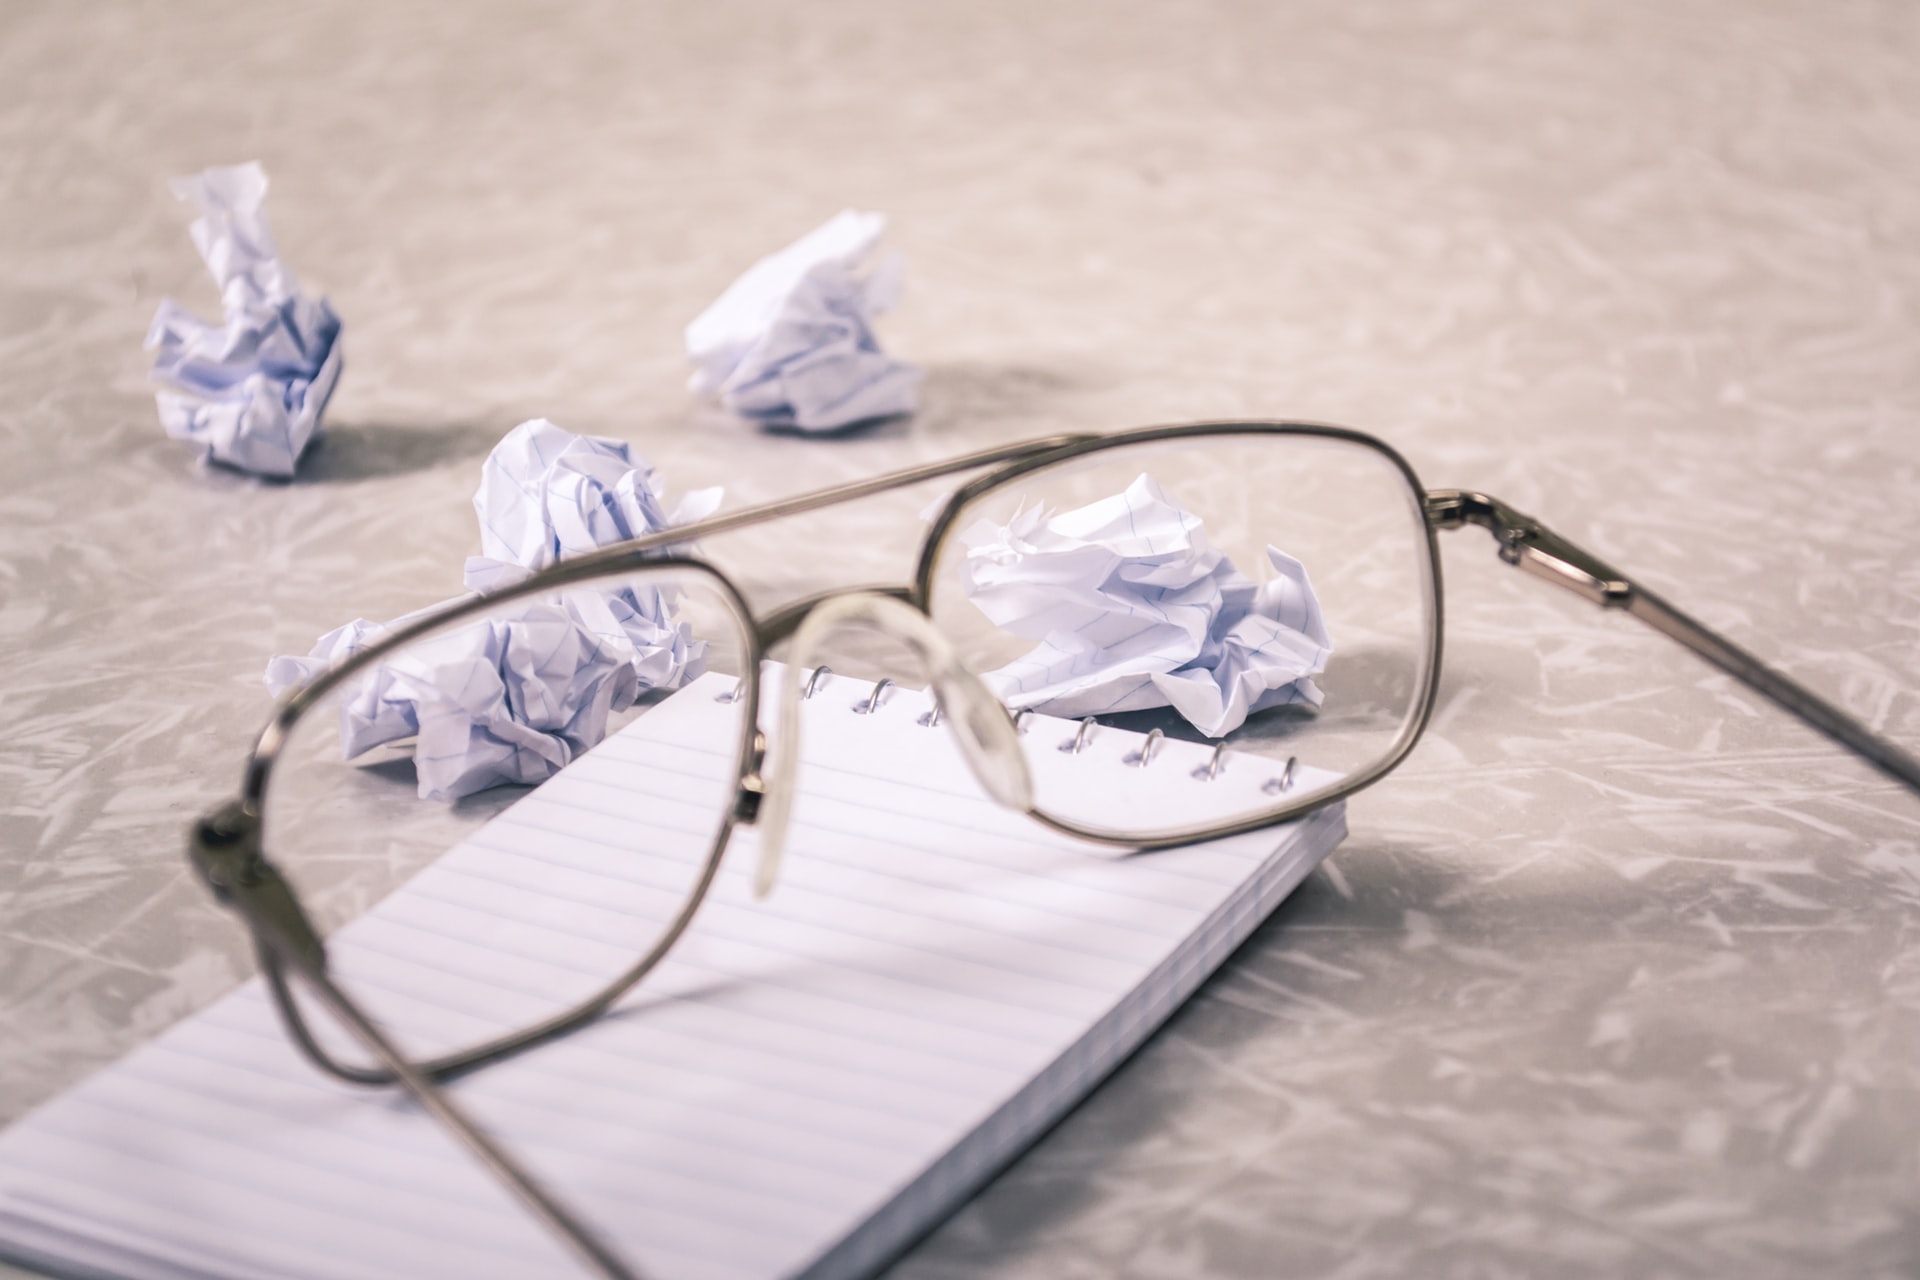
[187,805,644,1280]
[1425,489,1920,795]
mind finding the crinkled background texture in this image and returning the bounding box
[3,2,1919,1277]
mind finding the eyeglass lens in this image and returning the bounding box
[260,565,755,1071]
[923,432,1438,841]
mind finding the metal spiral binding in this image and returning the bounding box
[1192,742,1228,781]
[1058,717,1098,754]
[853,678,894,714]
[888,698,1271,792]
[1260,756,1299,795]
[822,685,1292,797]
[1122,728,1164,767]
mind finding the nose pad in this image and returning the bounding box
[753,592,1034,899]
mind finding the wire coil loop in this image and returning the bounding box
[1192,741,1228,781]
[1058,717,1098,755]
[1261,756,1299,795]
[1123,728,1164,768]
[853,678,894,715]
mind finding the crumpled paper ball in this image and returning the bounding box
[146,162,342,477]
[685,209,922,433]
[957,473,1332,738]
[461,417,722,593]
[266,421,721,800]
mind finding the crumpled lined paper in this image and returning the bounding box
[685,209,922,432]
[262,594,702,801]
[265,421,718,800]
[957,474,1332,738]
[462,418,722,593]
[145,163,342,477]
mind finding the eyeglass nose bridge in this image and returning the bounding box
[751,591,1035,899]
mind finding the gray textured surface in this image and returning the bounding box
[4,1,1920,1276]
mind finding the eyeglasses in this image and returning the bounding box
[187,421,1920,1279]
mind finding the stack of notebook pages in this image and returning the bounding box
[0,667,1346,1280]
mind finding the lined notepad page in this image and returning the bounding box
[0,668,1345,1280]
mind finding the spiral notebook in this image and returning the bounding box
[0,666,1346,1280]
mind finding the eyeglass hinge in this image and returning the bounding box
[188,801,264,899]
[187,801,328,974]
[1426,488,1635,610]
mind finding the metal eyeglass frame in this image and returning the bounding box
[185,420,1920,1280]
